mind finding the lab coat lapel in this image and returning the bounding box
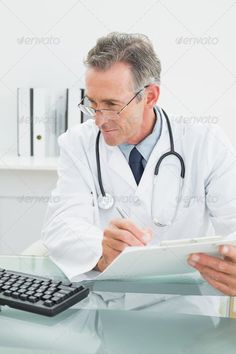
[100,135,137,190]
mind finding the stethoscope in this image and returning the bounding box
[95,107,185,225]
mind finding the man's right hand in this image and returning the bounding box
[96,218,153,272]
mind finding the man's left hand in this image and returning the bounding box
[188,244,236,295]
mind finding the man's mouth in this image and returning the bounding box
[102,129,117,133]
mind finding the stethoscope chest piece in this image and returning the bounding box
[97,193,115,210]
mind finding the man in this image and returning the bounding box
[42,32,236,295]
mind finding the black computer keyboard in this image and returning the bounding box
[0,268,89,317]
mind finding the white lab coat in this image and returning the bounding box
[42,108,236,280]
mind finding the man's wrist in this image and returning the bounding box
[94,257,106,272]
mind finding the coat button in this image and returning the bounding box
[133,197,141,205]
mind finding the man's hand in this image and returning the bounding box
[97,218,153,272]
[188,244,236,295]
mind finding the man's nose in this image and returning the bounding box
[95,111,107,127]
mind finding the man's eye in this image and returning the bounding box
[106,102,118,108]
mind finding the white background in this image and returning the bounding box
[0,0,235,253]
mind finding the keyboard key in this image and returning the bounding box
[36,289,44,293]
[11,292,20,299]
[53,292,65,298]
[26,291,34,296]
[10,275,18,279]
[28,296,38,303]
[19,294,28,301]
[51,297,62,304]
[28,286,39,291]
[1,277,9,282]
[5,281,14,286]
[24,282,32,287]
[58,285,73,291]
[9,287,19,292]
[18,289,27,294]
[41,281,51,286]
[38,287,48,292]
[51,281,62,286]
[44,290,54,295]
[42,295,51,300]
[3,290,12,296]
[2,285,11,290]
[44,300,54,307]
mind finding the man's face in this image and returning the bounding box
[85,62,146,146]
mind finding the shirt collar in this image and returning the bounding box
[118,106,162,162]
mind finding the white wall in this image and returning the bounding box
[0,0,235,254]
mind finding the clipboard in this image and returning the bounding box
[97,236,236,280]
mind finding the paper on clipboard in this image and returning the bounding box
[96,236,236,280]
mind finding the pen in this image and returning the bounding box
[116,206,129,218]
[116,206,152,244]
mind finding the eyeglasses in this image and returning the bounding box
[78,85,149,120]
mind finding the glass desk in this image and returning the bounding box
[0,255,236,354]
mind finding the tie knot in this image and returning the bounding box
[129,147,143,164]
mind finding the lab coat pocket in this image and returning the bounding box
[174,195,206,233]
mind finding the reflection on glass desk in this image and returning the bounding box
[0,255,236,354]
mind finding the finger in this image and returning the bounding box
[104,226,145,246]
[108,219,150,246]
[197,265,236,289]
[104,237,131,252]
[109,219,151,244]
[219,244,236,263]
[188,253,236,276]
[201,273,236,296]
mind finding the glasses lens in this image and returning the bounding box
[99,110,118,120]
[78,104,95,117]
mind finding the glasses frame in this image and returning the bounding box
[78,85,149,119]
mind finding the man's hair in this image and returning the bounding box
[84,32,161,99]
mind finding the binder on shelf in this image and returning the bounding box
[17,87,88,157]
[67,88,83,128]
[33,88,46,157]
[17,88,33,156]
[67,87,91,126]
[81,89,92,123]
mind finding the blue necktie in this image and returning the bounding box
[129,147,144,185]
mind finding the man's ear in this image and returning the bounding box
[145,85,160,108]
